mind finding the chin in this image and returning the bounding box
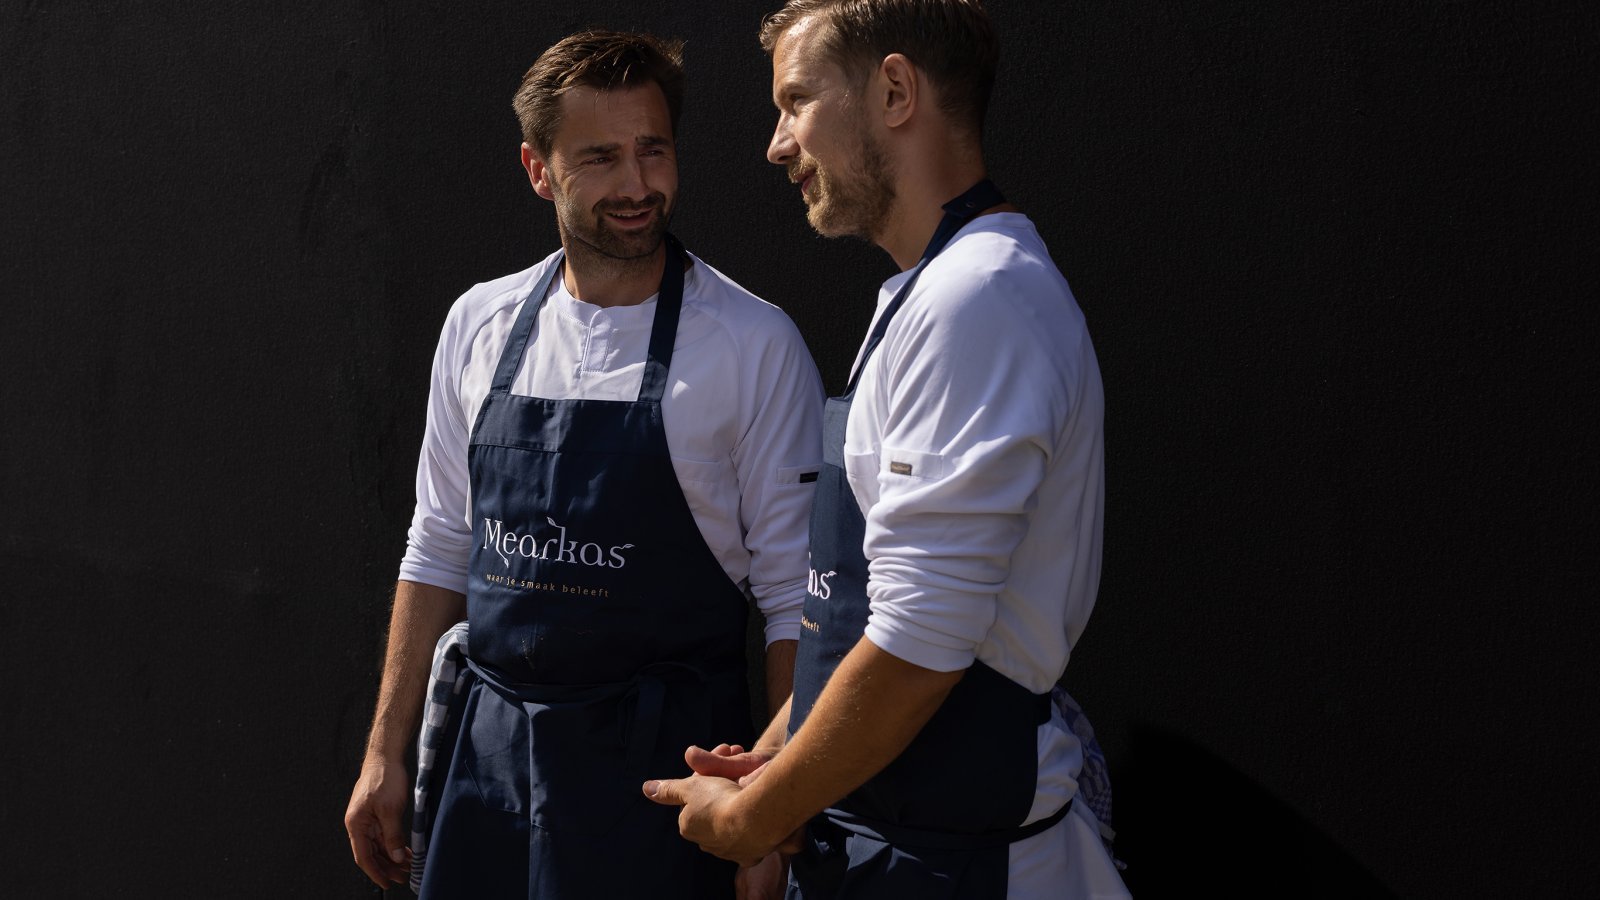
[807,207,861,240]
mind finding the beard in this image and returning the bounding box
[790,125,895,241]
[555,189,673,268]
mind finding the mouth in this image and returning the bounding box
[604,207,657,229]
[792,170,817,198]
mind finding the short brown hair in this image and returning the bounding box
[512,30,686,157]
[759,0,997,136]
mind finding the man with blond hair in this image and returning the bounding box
[647,3,1129,896]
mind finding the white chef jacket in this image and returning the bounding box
[399,250,824,644]
[846,213,1127,897]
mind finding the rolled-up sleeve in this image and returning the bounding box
[398,303,475,594]
[861,273,1060,672]
[733,310,825,645]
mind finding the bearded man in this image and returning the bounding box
[648,3,1129,897]
[344,30,822,899]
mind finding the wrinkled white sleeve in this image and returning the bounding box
[862,273,1061,672]
[397,301,475,593]
[733,310,825,645]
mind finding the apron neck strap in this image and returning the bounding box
[844,179,1006,395]
[489,235,688,403]
[922,178,1006,263]
[639,234,686,403]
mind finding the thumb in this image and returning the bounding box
[643,778,687,806]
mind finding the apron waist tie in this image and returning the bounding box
[463,656,743,773]
[820,798,1073,852]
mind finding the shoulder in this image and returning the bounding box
[897,215,1087,350]
[880,215,1096,404]
[436,251,562,351]
[917,216,1076,317]
[682,253,811,354]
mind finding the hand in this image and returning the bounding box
[735,852,789,900]
[344,755,412,888]
[643,772,774,867]
[687,743,775,786]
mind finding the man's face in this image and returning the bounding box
[767,18,895,240]
[529,83,678,263]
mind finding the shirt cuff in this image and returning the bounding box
[863,614,979,673]
[758,592,805,646]
[396,562,469,596]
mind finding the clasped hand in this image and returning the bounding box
[643,744,799,868]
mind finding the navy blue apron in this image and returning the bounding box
[788,183,1071,899]
[418,236,753,900]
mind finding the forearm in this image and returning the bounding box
[741,640,793,760]
[363,579,467,762]
[754,695,792,756]
[762,639,796,733]
[737,637,962,840]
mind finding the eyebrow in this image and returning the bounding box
[573,135,671,156]
[772,76,810,108]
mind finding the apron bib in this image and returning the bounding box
[419,236,753,899]
[788,184,1071,900]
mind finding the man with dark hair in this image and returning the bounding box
[344,29,822,899]
[647,3,1129,897]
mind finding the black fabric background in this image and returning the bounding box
[1,1,1594,896]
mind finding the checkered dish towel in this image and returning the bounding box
[1053,684,1120,862]
[409,621,471,894]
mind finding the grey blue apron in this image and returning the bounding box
[788,183,1071,899]
[418,236,753,899]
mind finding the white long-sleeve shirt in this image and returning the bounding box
[845,213,1126,897]
[851,213,1105,686]
[399,250,824,645]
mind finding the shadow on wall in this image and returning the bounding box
[1116,727,1399,899]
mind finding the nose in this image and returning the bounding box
[615,154,649,201]
[767,113,797,166]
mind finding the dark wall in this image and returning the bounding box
[2,1,1593,897]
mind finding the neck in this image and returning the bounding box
[559,238,667,308]
[875,147,1006,271]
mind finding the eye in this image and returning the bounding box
[584,155,611,166]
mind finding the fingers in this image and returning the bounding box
[347,821,386,886]
[736,761,770,787]
[380,816,411,880]
[644,775,765,864]
[685,744,770,780]
[643,777,685,806]
[346,811,409,887]
[345,803,382,886]
[345,770,410,887]
[735,851,788,900]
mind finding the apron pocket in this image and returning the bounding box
[525,689,653,836]
[460,683,532,816]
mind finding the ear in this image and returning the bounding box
[877,53,918,129]
[521,142,556,201]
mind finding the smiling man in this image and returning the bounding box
[646,3,1129,898]
[343,30,823,899]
